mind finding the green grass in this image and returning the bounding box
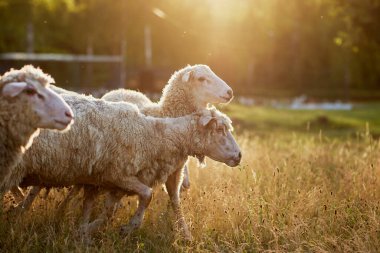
[220,102,380,137]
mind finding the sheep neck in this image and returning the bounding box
[135,115,201,187]
[0,100,38,147]
[160,115,203,159]
[0,100,38,182]
[158,81,201,117]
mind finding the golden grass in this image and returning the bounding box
[1,131,380,252]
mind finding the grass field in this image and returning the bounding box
[222,102,380,137]
[1,103,380,252]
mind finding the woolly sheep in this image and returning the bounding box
[74,64,235,237]
[17,64,234,209]
[79,105,238,240]
[102,64,233,115]
[67,64,233,223]
[8,91,240,241]
[78,107,238,241]
[0,65,73,189]
[104,64,233,184]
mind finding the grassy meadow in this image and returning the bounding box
[1,103,380,252]
[224,102,380,137]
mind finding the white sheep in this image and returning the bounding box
[102,64,233,115]
[0,65,74,191]
[79,105,237,240]
[8,91,240,241]
[17,64,233,209]
[103,64,233,186]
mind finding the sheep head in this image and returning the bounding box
[0,65,74,131]
[192,110,241,167]
[180,64,233,106]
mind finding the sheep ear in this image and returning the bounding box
[2,82,28,97]
[199,115,212,126]
[200,115,217,128]
[182,70,193,82]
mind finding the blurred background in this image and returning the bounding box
[1,0,379,99]
[0,0,379,136]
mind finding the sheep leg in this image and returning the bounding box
[181,164,191,191]
[81,186,99,224]
[119,195,150,236]
[166,168,192,241]
[79,186,100,241]
[15,186,41,211]
[81,189,124,236]
[10,186,25,203]
[104,190,125,219]
[89,190,124,224]
[41,187,51,199]
[79,176,150,237]
[56,185,82,215]
[117,177,152,236]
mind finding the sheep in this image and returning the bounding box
[75,64,234,237]
[102,64,233,115]
[17,64,233,209]
[78,107,238,241]
[7,91,240,241]
[79,107,239,241]
[103,64,233,186]
[0,65,74,191]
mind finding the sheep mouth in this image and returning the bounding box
[226,158,240,167]
[220,95,233,102]
[54,119,73,127]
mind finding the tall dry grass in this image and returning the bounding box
[1,132,379,252]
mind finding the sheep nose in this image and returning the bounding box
[227,89,233,98]
[65,110,74,119]
[238,151,242,159]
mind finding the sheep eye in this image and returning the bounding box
[37,93,45,100]
[198,77,205,82]
[25,88,36,96]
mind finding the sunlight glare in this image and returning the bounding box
[152,8,166,19]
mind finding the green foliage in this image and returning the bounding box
[0,0,379,96]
